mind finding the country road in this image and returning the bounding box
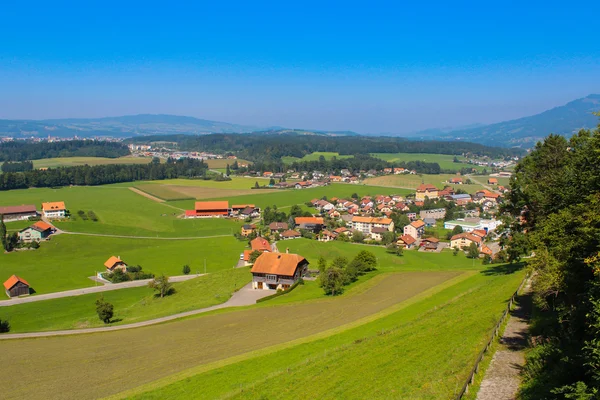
[0,283,271,339]
[0,274,203,307]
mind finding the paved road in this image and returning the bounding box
[0,274,203,307]
[476,280,532,400]
[0,283,272,339]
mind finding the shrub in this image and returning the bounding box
[95,296,114,324]
[0,318,10,333]
[182,264,191,275]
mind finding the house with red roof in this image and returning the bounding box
[404,220,425,239]
[397,234,416,249]
[186,201,230,218]
[251,252,309,290]
[4,275,30,298]
[250,237,272,252]
[18,221,54,242]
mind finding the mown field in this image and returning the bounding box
[0,268,251,332]
[32,156,151,168]
[0,235,245,294]
[371,152,487,172]
[127,265,524,400]
[134,183,277,201]
[0,271,464,400]
[204,158,250,169]
[281,151,354,164]
[363,174,492,193]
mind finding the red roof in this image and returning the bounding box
[251,253,307,276]
[410,220,425,229]
[250,237,271,252]
[3,275,29,290]
[295,217,324,225]
[0,205,36,215]
[451,233,482,243]
[32,221,53,231]
[194,201,229,211]
[399,234,416,245]
[416,184,438,192]
[281,229,301,238]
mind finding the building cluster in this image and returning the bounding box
[184,201,260,219]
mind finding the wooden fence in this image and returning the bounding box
[455,274,529,399]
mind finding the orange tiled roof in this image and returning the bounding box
[352,216,393,224]
[251,237,271,252]
[451,233,482,243]
[399,234,416,244]
[416,184,438,192]
[295,217,324,225]
[3,274,29,290]
[231,204,255,209]
[42,201,66,211]
[32,221,53,231]
[195,201,229,211]
[411,220,425,228]
[104,256,126,269]
[251,253,307,276]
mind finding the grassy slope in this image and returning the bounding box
[125,265,525,400]
[371,152,486,172]
[32,156,151,168]
[0,235,246,294]
[363,174,487,193]
[281,151,353,164]
[0,268,251,332]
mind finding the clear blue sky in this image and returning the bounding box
[1,1,599,133]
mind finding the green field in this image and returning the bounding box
[363,174,489,193]
[0,268,251,332]
[32,156,151,168]
[371,152,487,172]
[281,151,353,164]
[0,235,246,294]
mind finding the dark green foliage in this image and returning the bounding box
[320,251,377,295]
[95,296,114,324]
[0,215,7,252]
[354,250,378,272]
[87,210,98,222]
[148,275,173,298]
[319,266,345,296]
[351,231,364,243]
[466,242,479,259]
[1,160,33,172]
[0,158,209,190]
[0,318,10,333]
[105,266,153,283]
[451,225,463,235]
[0,140,129,162]
[182,264,191,275]
[248,250,262,264]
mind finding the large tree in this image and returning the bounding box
[148,275,173,298]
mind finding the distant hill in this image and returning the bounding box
[419,94,600,147]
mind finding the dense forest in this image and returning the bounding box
[126,133,524,161]
[1,160,33,173]
[0,158,210,190]
[504,120,600,398]
[0,140,130,161]
[244,154,444,175]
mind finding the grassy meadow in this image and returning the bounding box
[32,156,151,168]
[0,268,251,332]
[0,235,246,295]
[363,173,489,193]
[371,152,486,172]
[281,151,353,164]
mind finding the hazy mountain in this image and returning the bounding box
[424,94,600,147]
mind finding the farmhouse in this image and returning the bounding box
[4,275,30,298]
[295,217,324,232]
[241,224,257,237]
[41,202,66,219]
[269,222,289,232]
[250,237,272,252]
[415,184,439,200]
[397,234,416,249]
[450,233,482,249]
[370,227,390,241]
[18,221,54,242]
[251,252,309,291]
[488,178,498,185]
[421,237,440,251]
[0,205,37,222]
[448,177,463,184]
[186,201,230,218]
[104,256,128,272]
[280,229,301,239]
[351,216,394,235]
[404,220,425,239]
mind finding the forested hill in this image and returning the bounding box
[126,133,524,161]
[0,140,130,162]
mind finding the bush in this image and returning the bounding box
[87,210,98,222]
[182,264,191,275]
[0,318,10,333]
[95,296,114,324]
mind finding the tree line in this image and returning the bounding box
[0,158,210,190]
[503,120,600,398]
[126,133,524,162]
[1,160,33,172]
[0,140,130,161]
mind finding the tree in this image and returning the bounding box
[382,231,397,245]
[317,256,327,273]
[95,296,114,324]
[148,275,173,298]
[354,250,377,271]
[453,247,459,256]
[451,225,463,235]
[226,164,231,176]
[182,264,191,275]
[0,318,10,332]
[248,250,263,264]
[320,266,345,296]
[330,256,348,270]
[254,181,260,189]
[351,193,358,199]
[466,242,479,259]
[269,178,275,186]
[351,230,364,243]
[0,214,7,252]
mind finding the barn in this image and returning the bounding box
[186,201,230,218]
[3,275,30,298]
[0,205,37,222]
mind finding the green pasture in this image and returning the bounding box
[141,177,266,189]
[363,173,489,193]
[281,151,353,164]
[0,268,251,332]
[0,235,245,295]
[32,156,151,168]
[129,265,524,400]
[371,152,487,172]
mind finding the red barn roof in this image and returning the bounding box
[3,275,29,290]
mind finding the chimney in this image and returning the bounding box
[286,248,289,254]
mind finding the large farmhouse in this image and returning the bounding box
[42,202,66,219]
[294,217,324,232]
[4,275,30,298]
[251,252,309,291]
[185,201,230,218]
[0,205,37,222]
[351,216,394,235]
[415,184,439,201]
[18,221,54,242]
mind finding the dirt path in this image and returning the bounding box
[0,283,270,339]
[0,275,203,307]
[467,175,501,194]
[128,187,186,211]
[476,281,532,400]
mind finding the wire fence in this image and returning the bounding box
[455,273,529,399]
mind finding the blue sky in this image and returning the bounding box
[1,1,599,133]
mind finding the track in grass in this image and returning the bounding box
[0,271,460,400]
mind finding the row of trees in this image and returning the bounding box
[0,140,130,161]
[126,133,524,162]
[318,250,378,295]
[0,158,210,190]
[503,119,600,398]
[1,161,33,172]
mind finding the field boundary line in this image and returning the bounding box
[455,272,530,399]
[128,187,187,211]
[105,270,476,400]
[57,231,231,240]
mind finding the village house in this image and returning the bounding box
[269,222,288,233]
[415,184,439,201]
[0,205,37,222]
[251,252,309,291]
[419,208,446,220]
[396,234,416,249]
[351,216,394,235]
[404,219,425,239]
[3,275,30,298]
[474,190,501,203]
[41,201,66,219]
[18,221,54,242]
[383,167,392,174]
[231,204,260,218]
[421,237,440,251]
[241,224,257,237]
[370,227,390,241]
[294,181,312,189]
[423,217,436,227]
[185,201,230,218]
[104,256,128,272]
[263,171,274,177]
[448,177,463,184]
[319,230,336,242]
[438,186,455,197]
[393,167,406,174]
[334,227,350,236]
[407,212,417,221]
[480,245,493,257]
[314,200,334,212]
[280,229,301,240]
[251,237,272,252]
[294,217,324,232]
[488,178,498,185]
[450,233,483,249]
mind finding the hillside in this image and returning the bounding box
[423,94,600,147]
